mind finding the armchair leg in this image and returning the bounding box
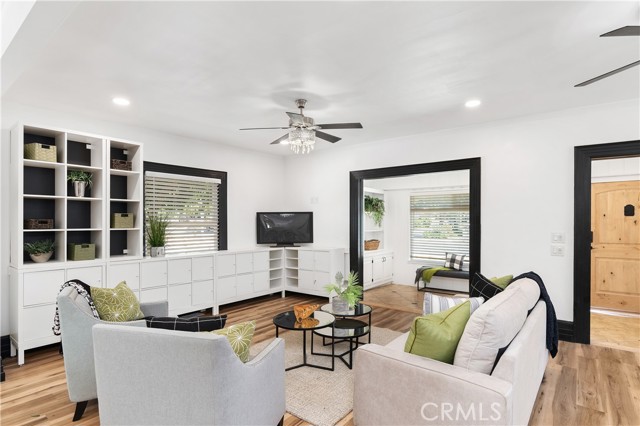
[277,415,284,426]
[72,401,88,421]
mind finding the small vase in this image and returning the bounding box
[332,296,349,313]
[30,252,52,263]
[150,246,165,257]
[73,181,86,197]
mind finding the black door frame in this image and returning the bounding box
[573,140,640,344]
[349,158,481,292]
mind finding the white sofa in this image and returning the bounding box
[354,278,549,425]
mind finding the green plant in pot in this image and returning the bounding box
[67,170,93,197]
[364,195,385,227]
[324,271,363,313]
[147,213,169,257]
[24,239,55,263]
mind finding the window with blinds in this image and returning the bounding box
[144,171,220,255]
[410,192,470,263]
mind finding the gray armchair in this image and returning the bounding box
[57,286,168,421]
[92,323,286,426]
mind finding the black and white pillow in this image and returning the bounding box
[145,314,228,332]
[470,273,504,300]
[444,252,466,271]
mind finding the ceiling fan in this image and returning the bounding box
[239,99,363,152]
[575,25,640,87]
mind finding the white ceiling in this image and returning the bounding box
[2,1,639,155]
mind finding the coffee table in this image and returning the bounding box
[273,310,335,371]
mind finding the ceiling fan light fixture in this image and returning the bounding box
[465,99,482,108]
[289,127,315,154]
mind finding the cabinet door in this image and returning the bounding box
[192,257,214,281]
[168,258,191,284]
[236,273,253,296]
[109,263,140,291]
[253,251,269,271]
[314,251,331,272]
[168,283,192,314]
[23,270,65,306]
[140,286,167,303]
[217,276,236,302]
[363,257,374,284]
[66,266,103,287]
[23,304,58,341]
[236,253,253,274]
[140,261,167,289]
[217,254,236,277]
[192,280,214,307]
[372,256,385,281]
[298,250,315,270]
[298,269,315,290]
[253,271,270,293]
[315,271,330,290]
[382,255,393,280]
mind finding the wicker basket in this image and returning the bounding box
[24,219,54,229]
[68,243,96,261]
[24,143,57,162]
[364,239,380,251]
[111,213,134,228]
[111,159,132,171]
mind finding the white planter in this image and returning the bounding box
[29,252,52,263]
[73,181,87,197]
[150,246,165,257]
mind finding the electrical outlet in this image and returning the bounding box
[310,196,319,204]
[551,245,565,256]
[551,232,565,243]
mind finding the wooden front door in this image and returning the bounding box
[591,181,640,313]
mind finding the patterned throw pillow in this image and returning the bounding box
[423,293,484,315]
[444,252,466,271]
[470,273,504,300]
[213,320,257,362]
[91,281,144,322]
[146,315,227,332]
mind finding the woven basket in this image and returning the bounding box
[24,143,57,162]
[364,239,380,251]
[111,159,132,171]
[24,219,54,229]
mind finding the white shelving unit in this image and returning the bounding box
[364,186,385,251]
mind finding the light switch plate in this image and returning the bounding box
[551,232,566,243]
[551,245,565,256]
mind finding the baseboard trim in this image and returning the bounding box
[558,320,575,342]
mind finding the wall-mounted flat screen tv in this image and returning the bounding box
[256,212,313,246]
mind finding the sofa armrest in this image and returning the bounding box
[140,300,168,317]
[353,344,513,425]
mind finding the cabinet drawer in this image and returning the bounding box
[140,261,168,289]
[253,252,269,271]
[140,286,167,303]
[314,251,331,272]
[236,253,253,274]
[236,274,253,296]
[217,254,236,277]
[192,257,214,281]
[298,251,314,270]
[109,263,140,290]
[254,271,270,293]
[192,280,214,306]
[217,276,236,302]
[24,269,65,306]
[168,283,192,313]
[66,266,103,287]
[22,304,58,341]
[168,259,191,284]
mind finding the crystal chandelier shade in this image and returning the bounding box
[289,127,315,154]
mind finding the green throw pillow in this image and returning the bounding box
[490,275,514,290]
[91,281,144,322]
[404,301,471,364]
[213,320,257,362]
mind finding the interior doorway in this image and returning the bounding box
[573,141,640,345]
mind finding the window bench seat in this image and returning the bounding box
[417,268,469,293]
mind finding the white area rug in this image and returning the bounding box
[252,326,402,426]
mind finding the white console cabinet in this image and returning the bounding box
[363,250,394,290]
[284,247,344,297]
[216,250,271,305]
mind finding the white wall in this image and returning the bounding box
[0,101,287,335]
[283,99,640,321]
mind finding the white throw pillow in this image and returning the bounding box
[453,286,529,374]
[423,293,484,315]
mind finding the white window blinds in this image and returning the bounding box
[410,192,470,263]
[144,171,220,255]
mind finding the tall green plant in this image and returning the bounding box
[364,195,385,227]
[324,271,363,308]
[147,214,169,247]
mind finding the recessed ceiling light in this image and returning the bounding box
[112,97,130,106]
[465,99,481,108]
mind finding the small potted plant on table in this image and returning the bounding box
[24,239,55,263]
[67,170,93,197]
[147,213,169,257]
[325,271,363,313]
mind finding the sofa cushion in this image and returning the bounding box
[453,286,529,374]
[146,314,227,332]
[444,252,466,271]
[423,293,484,315]
[470,273,504,300]
[505,277,541,310]
[91,281,144,322]
[404,301,471,364]
[213,320,257,362]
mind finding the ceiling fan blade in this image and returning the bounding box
[270,134,290,145]
[316,123,363,130]
[315,131,341,143]
[240,127,290,130]
[286,112,304,125]
[574,60,640,87]
[601,26,640,37]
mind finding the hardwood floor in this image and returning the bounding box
[1,285,639,425]
[591,310,640,353]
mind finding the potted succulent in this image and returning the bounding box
[364,195,385,227]
[67,170,93,197]
[24,239,55,263]
[147,213,169,257]
[324,271,363,312]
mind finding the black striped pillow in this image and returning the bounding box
[145,314,227,332]
[470,273,504,300]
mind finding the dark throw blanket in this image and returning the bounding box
[512,271,559,358]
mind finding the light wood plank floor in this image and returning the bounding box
[591,310,640,353]
[1,286,639,425]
